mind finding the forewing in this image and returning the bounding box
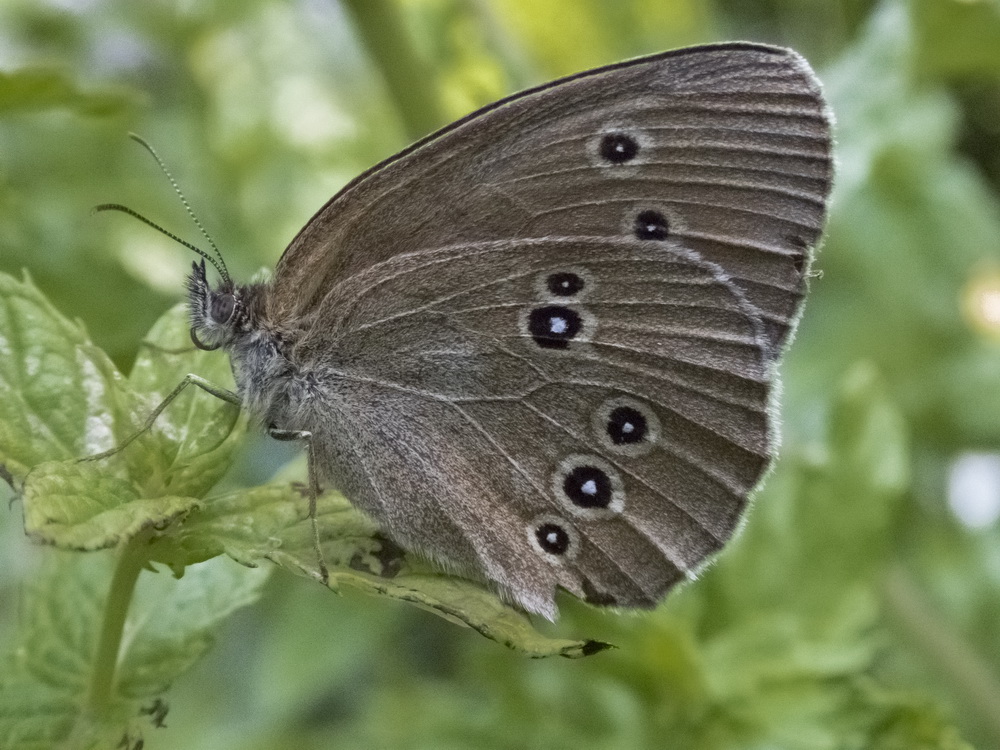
[271,43,832,355]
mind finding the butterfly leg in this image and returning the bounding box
[81,374,240,463]
[267,427,330,585]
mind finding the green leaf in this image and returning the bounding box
[0,272,140,480]
[116,558,271,699]
[164,480,608,658]
[0,555,125,750]
[320,564,610,659]
[0,551,268,749]
[165,470,600,660]
[156,483,307,568]
[0,660,102,750]
[127,303,243,499]
[6,284,242,554]
[267,489,608,658]
[22,460,199,550]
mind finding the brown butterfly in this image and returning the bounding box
[175,43,832,618]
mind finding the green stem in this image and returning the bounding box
[883,566,1000,743]
[339,0,446,141]
[88,528,153,717]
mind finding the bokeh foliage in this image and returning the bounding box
[1,0,1000,748]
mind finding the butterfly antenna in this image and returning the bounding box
[126,133,231,284]
[93,203,228,281]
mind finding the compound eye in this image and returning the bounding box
[210,293,236,324]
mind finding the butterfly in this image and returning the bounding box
[182,43,832,619]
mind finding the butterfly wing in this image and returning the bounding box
[269,44,833,617]
[271,43,831,355]
[297,237,772,617]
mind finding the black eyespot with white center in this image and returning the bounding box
[528,515,580,562]
[599,132,639,164]
[546,272,585,297]
[535,522,571,555]
[563,465,613,509]
[534,267,593,303]
[528,305,582,349]
[554,455,625,518]
[593,397,661,457]
[607,406,648,445]
[634,210,669,241]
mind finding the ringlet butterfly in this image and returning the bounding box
[125,43,833,619]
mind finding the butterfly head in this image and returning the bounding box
[187,259,259,352]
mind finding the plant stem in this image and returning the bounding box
[88,528,153,717]
[883,566,1000,743]
[339,0,446,141]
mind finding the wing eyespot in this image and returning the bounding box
[553,455,626,519]
[528,516,580,562]
[634,209,669,240]
[546,271,586,297]
[536,523,571,553]
[588,124,651,172]
[563,465,614,508]
[526,305,583,349]
[607,406,648,445]
[534,267,593,302]
[599,132,640,164]
[592,397,662,457]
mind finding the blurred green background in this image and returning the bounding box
[2,0,1000,747]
